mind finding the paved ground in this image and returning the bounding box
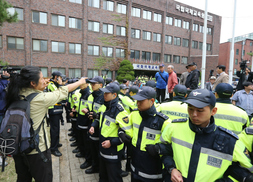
[51,122,131,182]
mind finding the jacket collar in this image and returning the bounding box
[189,116,215,134]
[216,98,231,104]
[172,96,186,102]
[139,104,156,119]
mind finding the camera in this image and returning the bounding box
[239,60,247,71]
[0,66,21,79]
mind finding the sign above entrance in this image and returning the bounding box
[133,64,160,71]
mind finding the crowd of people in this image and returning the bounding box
[1,64,253,182]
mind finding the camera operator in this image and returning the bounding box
[236,66,253,91]
[0,71,10,124]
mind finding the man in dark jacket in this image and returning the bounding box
[236,67,253,91]
[185,62,200,91]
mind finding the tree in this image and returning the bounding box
[0,0,18,27]
[0,60,9,66]
[116,60,135,82]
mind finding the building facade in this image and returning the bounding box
[0,0,221,79]
[219,33,253,77]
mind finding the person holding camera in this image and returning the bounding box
[236,67,253,91]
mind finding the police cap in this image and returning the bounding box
[173,84,187,96]
[105,77,112,84]
[88,76,104,85]
[129,85,139,94]
[120,84,128,90]
[184,89,216,108]
[146,80,156,88]
[215,83,233,98]
[131,86,156,101]
[52,71,64,77]
[100,83,120,94]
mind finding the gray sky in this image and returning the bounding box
[176,0,253,43]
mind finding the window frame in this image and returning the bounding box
[173,55,180,64]
[51,41,65,53]
[164,54,171,63]
[130,50,140,59]
[192,40,198,49]
[88,0,100,8]
[103,23,113,34]
[69,17,82,29]
[69,43,81,54]
[166,16,173,25]
[165,35,172,45]
[117,3,126,14]
[182,38,189,47]
[69,0,82,4]
[116,48,125,58]
[152,53,161,62]
[142,51,151,61]
[32,39,48,52]
[116,26,126,36]
[183,21,189,29]
[174,37,181,46]
[153,33,161,42]
[7,36,24,50]
[174,18,181,27]
[154,13,162,23]
[51,14,65,27]
[181,56,188,64]
[143,10,152,20]
[32,11,47,24]
[131,28,140,39]
[103,0,114,11]
[102,46,113,57]
[143,31,151,41]
[7,7,24,21]
[131,7,140,17]
[88,45,100,56]
[88,21,100,32]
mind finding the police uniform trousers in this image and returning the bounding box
[77,128,92,162]
[13,149,52,182]
[90,139,99,170]
[131,172,163,182]
[71,117,77,138]
[156,88,166,103]
[99,157,123,182]
[49,114,61,152]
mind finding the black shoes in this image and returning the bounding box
[75,153,85,158]
[69,137,76,142]
[57,143,62,148]
[80,161,92,169]
[85,167,99,174]
[68,132,74,136]
[51,150,62,157]
[70,142,78,147]
[68,128,72,131]
[120,170,129,177]
[72,148,79,153]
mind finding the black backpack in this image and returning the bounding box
[0,93,48,171]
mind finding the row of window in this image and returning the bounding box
[130,50,188,64]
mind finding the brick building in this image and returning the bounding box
[0,0,221,80]
[219,33,253,77]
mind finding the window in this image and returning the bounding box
[88,45,99,56]
[7,7,23,21]
[154,13,162,22]
[116,48,125,58]
[143,31,151,41]
[174,18,181,27]
[243,50,245,56]
[165,35,172,44]
[40,67,48,77]
[236,49,239,55]
[199,25,204,33]
[116,26,126,36]
[130,50,140,59]
[173,55,180,64]
[142,51,151,60]
[52,68,66,75]
[88,69,99,78]
[33,39,47,52]
[102,47,113,57]
[153,53,160,61]
[51,41,65,53]
[102,70,112,78]
[32,11,47,24]
[182,39,189,47]
[52,14,65,27]
[174,37,181,46]
[117,4,126,14]
[153,33,161,42]
[192,40,198,49]
[166,16,173,25]
[164,54,171,63]
[143,10,151,20]
[0,35,2,48]
[207,28,212,35]
[131,29,140,39]
[183,21,189,29]
[69,17,81,29]
[103,0,114,11]
[7,37,24,49]
[131,7,140,17]
[69,0,82,4]
[250,42,253,46]
[69,68,81,78]
[103,24,113,34]
[199,42,203,50]
[69,43,81,54]
[88,0,100,8]
[235,59,238,65]
[88,21,99,32]
[182,57,188,64]
[193,24,199,31]
[234,69,237,75]
[207,43,212,51]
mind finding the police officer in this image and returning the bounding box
[84,76,105,174]
[146,80,160,107]
[157,84,188,120]
[105,77,112,86]
[149,89,253,181]
[119,86,171,182]
[47,71,64,157]
[214,83,250,134]
[89,83,128,182]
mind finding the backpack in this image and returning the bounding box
[0,93,48,172]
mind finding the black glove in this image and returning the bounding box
[245,174,253,182]
[145,144,160,157]
[118,131,131,143]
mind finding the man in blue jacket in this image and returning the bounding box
[155,64,169,103]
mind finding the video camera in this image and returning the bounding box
[0,66,21,79]
[239,60,248,72]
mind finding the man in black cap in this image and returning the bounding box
[47,71,65,157]
[105,77,113,86]
[119,86,171,182]
[155,64,169,103]
[146,89,253,182]
[157,84,188,120]
[214,83,249,135]
[185,62,200,91]
[89,83,129,181]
